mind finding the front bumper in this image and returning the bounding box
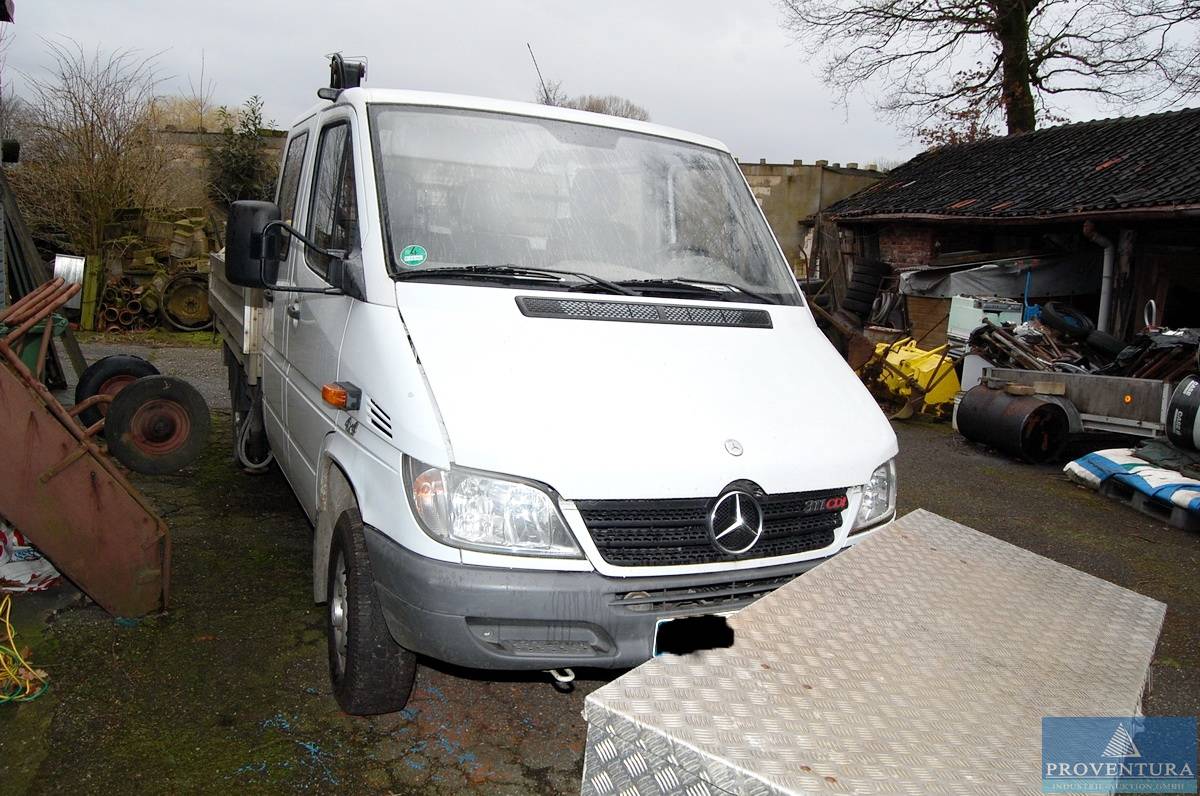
[364,527,833,670]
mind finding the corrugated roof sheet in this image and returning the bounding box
[827,107,1200,220]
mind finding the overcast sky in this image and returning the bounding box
[2,0,925,165]
[0,1,1140,167]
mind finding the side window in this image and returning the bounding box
[306,122,357,277]
[275,132,308,259]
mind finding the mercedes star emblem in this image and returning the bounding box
[724,439,744,456]
[707,490,765,555]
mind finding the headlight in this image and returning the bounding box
[404,457,582,558]
[852,459,896,532]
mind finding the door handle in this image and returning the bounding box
[286,304,301,320]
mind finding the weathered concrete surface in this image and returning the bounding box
[1,341,1195,793]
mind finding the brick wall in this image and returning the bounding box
[878,224,936,267]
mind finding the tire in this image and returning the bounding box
[844,285,879,302]
[105,375,211,475]
[842,301,873,319]
[74,355,160,431]
[854,259,891,278]
[849,277,888,295]
[1084,328,1126,359]
[1040,302,1095,339]
[327,509,417,715]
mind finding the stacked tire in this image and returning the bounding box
[841,260,890,321]
[1040,301,1127,362]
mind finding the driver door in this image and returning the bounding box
[261,129,311,471]
[283,112,358,519]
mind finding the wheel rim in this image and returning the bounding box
[127,398,191,455]
[330,551,349,677]
[162,275,212,331]
[96,374,137,417]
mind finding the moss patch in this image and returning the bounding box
[75,329,221,349]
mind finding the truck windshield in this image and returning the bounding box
[369,105,802,305]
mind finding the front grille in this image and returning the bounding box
[515,296,773,329]
[610,573,796,613]
[577,489,845,567]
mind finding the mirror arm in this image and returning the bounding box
[262,219,339,260]
[258,220,345,295]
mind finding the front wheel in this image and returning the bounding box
[326,509,416,715]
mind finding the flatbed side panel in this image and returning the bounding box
[582,509,1165,795]
[987,367,1170,428]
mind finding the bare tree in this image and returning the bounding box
[187,50,217,132]
[0,20,17,140]
[527,43,650,120]
[560,94,651,121]
[9,40,174,254]
[535,78,569,107]
[780,0,1200,136]
[916,89,1001,147]
[533,83,651,120]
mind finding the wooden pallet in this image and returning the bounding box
[1099,478,1200,532]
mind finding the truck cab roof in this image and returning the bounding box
[290,87,731,154]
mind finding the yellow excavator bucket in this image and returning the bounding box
[859,338,961,417]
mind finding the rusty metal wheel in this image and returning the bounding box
[105,375,210,474]
[160,273,212,332]
[74,354,160,431]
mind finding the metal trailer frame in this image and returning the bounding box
[582,510,1164,795]
[984,367,1173,438]
[0,278,169,616]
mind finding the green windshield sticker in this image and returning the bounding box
[399,244,428,267]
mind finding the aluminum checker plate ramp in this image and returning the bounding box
[581,509,1166,795]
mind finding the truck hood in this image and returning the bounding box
[396,283,897,500]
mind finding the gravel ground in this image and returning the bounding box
[65,340,227,410]
[2,340,1196,793]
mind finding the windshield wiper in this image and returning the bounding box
[395,265,637,296]
[614,278,778,305]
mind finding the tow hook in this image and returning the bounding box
[547,668,575,692]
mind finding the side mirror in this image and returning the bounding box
[226,200,282,288]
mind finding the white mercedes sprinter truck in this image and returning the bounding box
[212,60,898,714]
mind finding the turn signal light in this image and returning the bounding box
[322,382,361,410]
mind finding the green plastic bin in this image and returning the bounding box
[0,312,69,374]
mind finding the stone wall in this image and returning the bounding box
[739,159,884,276]
[156,128,288,210]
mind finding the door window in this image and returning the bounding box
[306,122,357,278]
[275,132,308,260]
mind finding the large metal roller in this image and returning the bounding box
[956,384,1069,463]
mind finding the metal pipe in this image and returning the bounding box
[0,277,63,324]
[1083,221,1115,334]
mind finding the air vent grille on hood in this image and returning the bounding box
[515,296,772,329]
